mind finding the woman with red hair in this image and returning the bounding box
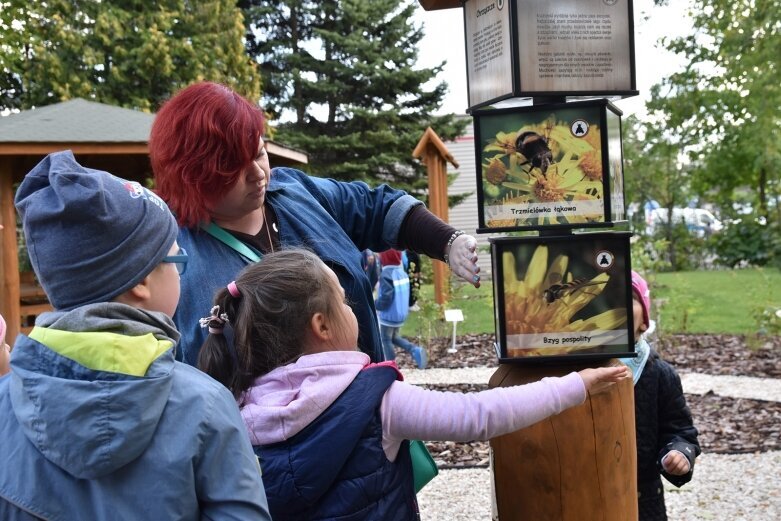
[149,82,481,366]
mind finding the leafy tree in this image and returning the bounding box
[0,0,29,110]
[624,115,693,218]
[1,0,260,112]
[241,0,467,194]
[623,114,697,270]
[647,0,781,223]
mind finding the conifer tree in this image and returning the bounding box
[242,0,467,193]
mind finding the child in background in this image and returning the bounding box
[360,248,381,293]
[622,271,700,521]
[0,151,271,520]
[376,249,428,368]
[197,249,629,521]
[0,314,9,376]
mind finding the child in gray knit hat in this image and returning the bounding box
[0,150,271,520]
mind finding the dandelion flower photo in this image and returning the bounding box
[501,244,628,358]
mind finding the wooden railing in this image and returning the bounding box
[19,271,51,334]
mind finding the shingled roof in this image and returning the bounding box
[0,98,307,164]
[0,98,153,143]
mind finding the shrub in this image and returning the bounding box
[753,305,781,337]
[712,215,781,268]
[643,222,716,272]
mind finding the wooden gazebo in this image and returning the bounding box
[0,99,307,345]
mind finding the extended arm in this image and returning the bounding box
[380,373,585,444]
[301,172,481,287]
[397,206,481,287]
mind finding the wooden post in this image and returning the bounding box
[412,127,459,306]
[489,362,637,521]
[0,157,21,345]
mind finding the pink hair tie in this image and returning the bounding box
[227,281,241,298]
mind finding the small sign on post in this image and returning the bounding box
[444,308,465,353]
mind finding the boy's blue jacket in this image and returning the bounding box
[375,265,411,327]
[173,167,422,365]
[0,304,270,521]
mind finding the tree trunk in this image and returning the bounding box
[758,166,768,219]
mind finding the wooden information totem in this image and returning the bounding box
[420,0,640,518]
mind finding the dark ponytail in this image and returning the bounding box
[197,288,239,393]
[198,249,337,398]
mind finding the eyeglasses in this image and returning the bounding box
[162,247,188,275]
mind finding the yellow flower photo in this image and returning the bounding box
[494,237,632,359]
[475,101,625,230]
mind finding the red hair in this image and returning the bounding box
[149,82,266,228]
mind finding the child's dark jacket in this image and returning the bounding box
[252,365,417,521]
[635,349,700,521]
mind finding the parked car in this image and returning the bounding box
[648,207,723,237]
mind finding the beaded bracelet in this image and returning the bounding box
[443,230,465,267]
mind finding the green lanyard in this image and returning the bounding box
[201,223,262,263]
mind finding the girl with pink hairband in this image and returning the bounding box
[197,249,629,520]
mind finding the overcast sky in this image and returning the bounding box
[413,0,693,119]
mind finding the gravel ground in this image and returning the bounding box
[418,451,781,521]
[679,372,781,402]
[406,335,781,520]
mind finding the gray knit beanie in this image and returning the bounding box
[14,150,178,311]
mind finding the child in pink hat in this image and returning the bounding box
[632,270,652,339]
[622,270,700,521]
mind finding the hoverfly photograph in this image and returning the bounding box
[474,101,624,231]
[490,234,635,362]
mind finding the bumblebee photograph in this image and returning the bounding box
[490,234,634,362]
[474,101,626,231]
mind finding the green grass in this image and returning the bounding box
[652,268,780,335]
[401,267,781,338]
[402,281,496,339]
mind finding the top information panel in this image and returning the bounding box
[464,0,636,109]
[464,0,515,109]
